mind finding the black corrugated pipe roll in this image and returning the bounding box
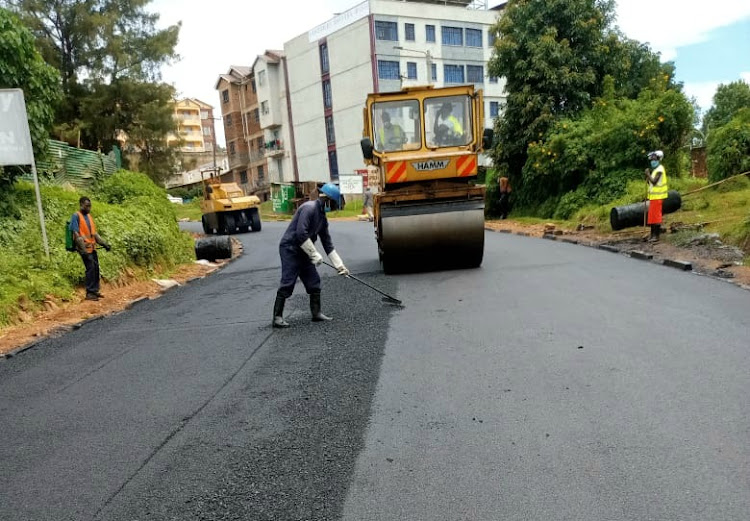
[195,236,232,261]
[610,190,682,231]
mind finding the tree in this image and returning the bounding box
[703,80,750,134]
[0,8,61,207]
[1,0,180,150]
[487,0,676,208]
[706,108,750,182]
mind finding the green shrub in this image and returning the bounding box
[0,172,193,326]
[707,108,750,182]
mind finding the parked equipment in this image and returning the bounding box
[610,190,682,231]
[360,85,493,273]
[194,235,232,261]
[200,178,262,235]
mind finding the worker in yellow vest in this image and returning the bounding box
[377,112,405,150]
[69,197,111,301]
[645,150,668,242]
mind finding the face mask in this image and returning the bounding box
[650,160,659,168]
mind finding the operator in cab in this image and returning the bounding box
[272,183,350,328]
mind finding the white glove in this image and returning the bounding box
[300,239,323,265]
[328,250,349,276]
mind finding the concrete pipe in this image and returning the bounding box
[195,236,232,261]
[610,190,682,231]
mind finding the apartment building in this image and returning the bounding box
[283,0,506,183]
[168,98,217,153]
[217,0,505,189]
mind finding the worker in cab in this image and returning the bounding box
[69,197,111,301]
[434,102,463,145]
[377,112,406,150]
[272,183,349,328]
[645,150,668,242]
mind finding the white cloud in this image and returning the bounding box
[741,72,750,84]
[682,81,720,114]
[614,0,750,59]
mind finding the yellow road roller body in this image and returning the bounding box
[200,180,262,235]
[360,85,492,273]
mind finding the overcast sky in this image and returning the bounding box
[152,0,750,144]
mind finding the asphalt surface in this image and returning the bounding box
[1,220,749,520]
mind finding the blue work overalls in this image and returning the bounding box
[277,199,334,298]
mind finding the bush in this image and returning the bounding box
[0,172,194,326]
[707,108,750,182]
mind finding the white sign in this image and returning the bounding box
[0,89,35,166]
[339,174,364,194]
[308,1,370,42]
[413,159,450,172]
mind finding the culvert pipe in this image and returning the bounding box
[610,190,682,231]
[195,236,232,261]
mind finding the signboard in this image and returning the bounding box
[0,89,34,166]
[308,1,369,42]
[339,174,364,194]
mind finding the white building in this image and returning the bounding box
[269,0,506,184]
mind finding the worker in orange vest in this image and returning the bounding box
[69,197,111,301]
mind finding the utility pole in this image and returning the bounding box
[393,46,434,86]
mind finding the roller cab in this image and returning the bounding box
[361,85,492,273]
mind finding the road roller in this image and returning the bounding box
[360,85,493,273]
[200,176,262,235]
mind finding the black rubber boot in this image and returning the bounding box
[272,294,290,328]
[648,224,660,242]
[310,292,332,322]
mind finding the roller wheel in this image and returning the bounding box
[201,215,211,234]
[222,214,236,235]
[250,208,262,232]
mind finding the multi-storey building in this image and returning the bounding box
[169,98,217,153]
[218,0,506,189]
[283,0,506,183]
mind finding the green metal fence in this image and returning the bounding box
[31,140,121,189]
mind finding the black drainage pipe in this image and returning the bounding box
[610,190,682,231]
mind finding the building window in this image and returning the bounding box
[258,70,266,86]
[203,127,211,136]
[466,28,482,47]
[253,108,260,122]
[467,65,484,83]
[431,63,437,82]
[442,26,463,46]
[374,20,398,41]
[229,142,236,155]
[407,62,417,80]
[222,89,229,103]
[258,164,265,182]
[325,115,335,144]
[490,101,499,117]
[200,110,209,119]
[261,101,269,115]
[256,137,264,149]
[322,79,332,109]
[328,150,339,180]
[444,64,464,84]
[320,42,329,74]
[240,170,248,184]
[426,24,436,42]
[377,60,400,80]
[488,30,497,47]
[226,114,233,127]
[405,23,415,41]
[489,76,498,84]
[251,79,256,92]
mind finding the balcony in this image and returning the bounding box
[228,152,250,170]
[264,139,284,157]
[249,150,266,163]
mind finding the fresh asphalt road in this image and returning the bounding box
[1,220,749,521]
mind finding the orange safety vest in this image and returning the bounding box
[77,211,97,253]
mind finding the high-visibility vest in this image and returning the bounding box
[379,125,404,146]
[439,115,463,135]
[648,165,668,200]
[77,212,98,253]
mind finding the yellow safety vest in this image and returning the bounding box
[648,165,668,200]
[379,125,404,146]
[441,115,463,135]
